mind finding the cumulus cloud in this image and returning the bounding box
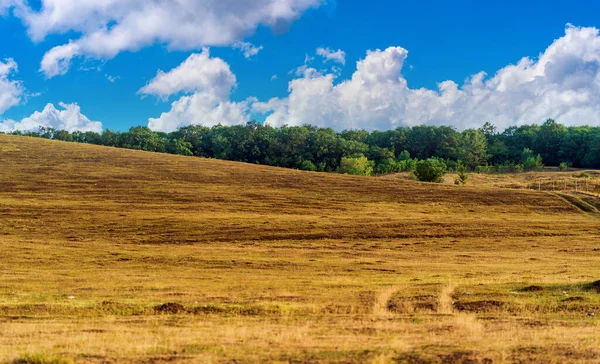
[0,102,102,133]
[143,49,251,132]
[11,0,323,77]
[139,49,236,100]
[148,94,253,133]
[232,41,263,59]
[252,25,600,131]
[316,47,346,65]
[0,58,23,116]
[40,42,81,77]
[0,0,13,14]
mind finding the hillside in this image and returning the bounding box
[1,134,600,363]
[0,134,592,243]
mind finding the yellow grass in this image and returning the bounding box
[1,134,599,363]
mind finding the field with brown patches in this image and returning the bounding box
[1,134,600,363]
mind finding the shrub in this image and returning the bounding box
[300,160,317,171]
[454,160,468,185]
[521,148,543,171]
[394,150,417,172]
[397,158,417,172]
[12,353,71,364]
[559,162,570,171]
[446,159,458,172]
[573,172,591,178]
[493,162,525,174]
[523,156,543,170]
[414,158,447,183]
[338,155,374,176]
[374,158,399,174]
[396,150,411,161]
[167,138,193,156]
[474,164,491,174]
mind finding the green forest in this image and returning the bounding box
[4,119,600,180]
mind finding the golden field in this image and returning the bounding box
[0,134,599,363]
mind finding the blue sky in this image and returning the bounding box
[2,0,600,132]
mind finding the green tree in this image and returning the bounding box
[521,148,543,170]
[559,162,570,171]
[374,158,399,174]
[338,155,374,176]
[300,160,317,171]
[120,126,165,152]
[453,129,488,169]
[53,130,74,142]
[305,128,346,172]
[533,119,567,166]
[583,128,600,168]
[454,160,468,185]
[340,129,369,143]
[405,125,457,160]
[501,124,540,162]
[170,125,211,157]
[479,122,497,140]
[267,125,310,168]
[100,129,120,147]
[167,138,193,156]
[414,158,447,183]
[395,150,416,171]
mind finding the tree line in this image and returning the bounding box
[3,119,600,179]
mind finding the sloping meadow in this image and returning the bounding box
[0,135,599,363]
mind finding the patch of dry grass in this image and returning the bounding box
[1,134,600,363]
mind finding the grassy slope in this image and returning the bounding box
[0,134,599,363]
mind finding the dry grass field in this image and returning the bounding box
[1,134,600,363]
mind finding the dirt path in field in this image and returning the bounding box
[552,192,599,214]
[373,285,403,317]
[438,282,458,314]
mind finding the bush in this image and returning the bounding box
[338,155,374,176]
[521,148,543,171]
[474,164,491,174]
[454,160,468,185]
[396,150,411,161]
[559,162,570,171]
[12,353,71,364]
[167,138,193,156]
[573,172,591,178]
[397,158,417,172]
[300,160,317,171]
[374,158,399,174]
[414,158,447,183]
[523,156,543,171]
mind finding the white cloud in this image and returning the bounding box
[0,58,23,116]
[316,47,346,65]
[148,94,253,133]
[232,41,263,59]
[290,64,311,77]
[0,0,12,14]
[40,42,81,77]
[0,102,102,133]
[0,0,20,14]
[12,0,323,77]
[143,49,250,132]
[139,49,237,100]
[271,74,278,81]
[253,25,600,131]
[105,74,119,83]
